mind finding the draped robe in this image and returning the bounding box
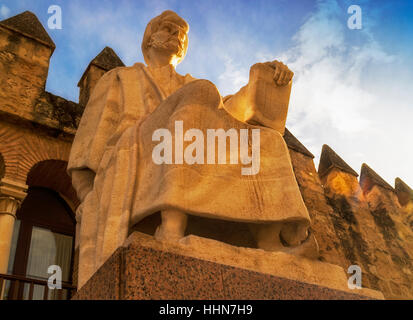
[68,63,311,288]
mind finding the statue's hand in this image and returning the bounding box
[249,60,294,87]
[268,60,294,86]
[242,60,293,133]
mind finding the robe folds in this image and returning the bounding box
[68,63,311,288]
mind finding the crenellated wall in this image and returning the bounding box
[291,143,413,299]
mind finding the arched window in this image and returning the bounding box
[6,187,75,300]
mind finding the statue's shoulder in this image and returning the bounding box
[183,73,196,83]
[100,63,145,81]
[89,64,147,95]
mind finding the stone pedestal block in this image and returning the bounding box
[73,232,383,300]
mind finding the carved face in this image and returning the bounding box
[148,20,187,57]
[142,11,189,67]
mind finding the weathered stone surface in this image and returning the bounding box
[360,163,394,193]
[288,142,413,299]
[359,166,413,298]
[0,25,52,117]
[34,92,83,130]
[318,144,358,178]
[0,11,55,48]
[0,153,5,179]
[395,177,413,207]
[396,178,413,239]
[287,147,349,268]
[0,12,80,135]
[320,159,413,299]
[322,168,393,296]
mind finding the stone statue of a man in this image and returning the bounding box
[68,10,316,288]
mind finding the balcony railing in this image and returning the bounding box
[0,273,76,300]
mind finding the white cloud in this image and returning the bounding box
[215,50,276,97]
[0,4,10,19]
[217,55,248,96]
[67,1,144,66]
[279,0,413,186]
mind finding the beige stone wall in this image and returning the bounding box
[321,169,383,290]
[0,25,52,120]
[316,167,413,299]
[361,184,413,298]
[289,149,413,299]
[288,150,349,268]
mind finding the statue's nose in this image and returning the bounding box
[173,29,185,41]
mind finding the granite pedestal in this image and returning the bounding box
[72,232,383,300]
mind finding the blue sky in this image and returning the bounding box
[1,0,413,187]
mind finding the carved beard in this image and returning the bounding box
[148,36,184,58]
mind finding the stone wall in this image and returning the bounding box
[288,143,413,299]
[0,25,52,118]
[287,148,350,268]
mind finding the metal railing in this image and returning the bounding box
[0,273,76,300]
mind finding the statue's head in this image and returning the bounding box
[141,10,189,67]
